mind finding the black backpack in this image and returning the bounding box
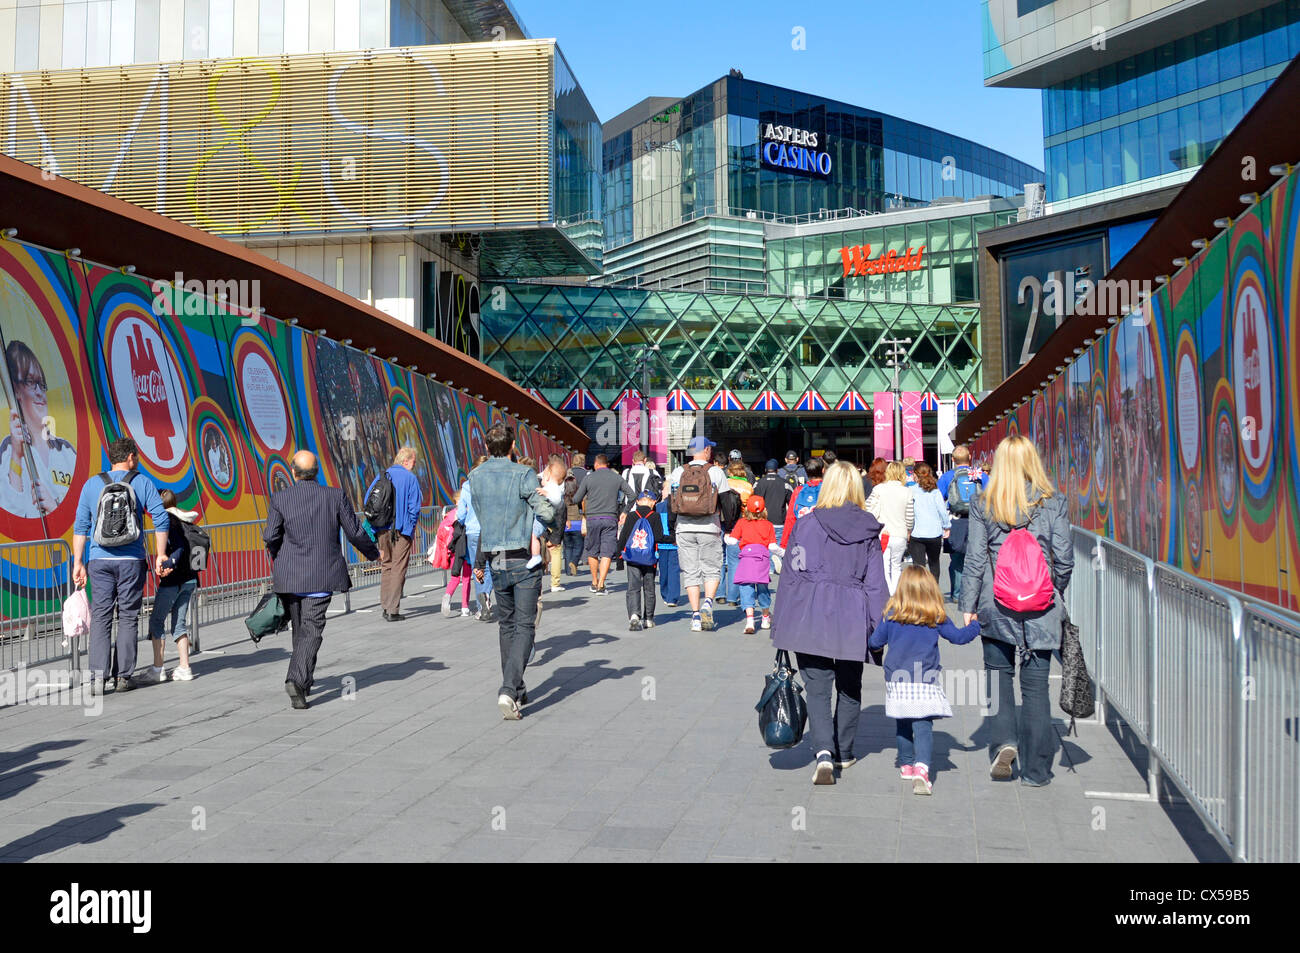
[625,468,663,508]
[363,472,396,527]
[717,488,742,529]
[180,521,213,574]
[92,471,141,548]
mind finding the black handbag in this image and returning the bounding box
[1058,596,1095,720]
[246,591,289,644]
[755,650,808,749]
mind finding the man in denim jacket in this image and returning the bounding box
[470,424,558,720]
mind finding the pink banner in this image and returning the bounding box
[901,391,923,460]
[621,397,642,465]
[647,396,668,464]
[873,392,894,460]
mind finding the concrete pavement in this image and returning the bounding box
[0,567,1228,862]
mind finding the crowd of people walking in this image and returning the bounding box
[67,425,1073,796]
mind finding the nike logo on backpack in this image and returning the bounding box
[1017,594,1033,601]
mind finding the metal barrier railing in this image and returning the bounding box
[0,538,75,672]
[1072,526,1300,863]
[1240,602,1300,864]
[2,504,459,672]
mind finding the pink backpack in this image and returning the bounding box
[993,525,1054,611]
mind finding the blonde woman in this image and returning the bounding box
[960,434,1073,787]
[770,462,889,785]
[866,461,914,594]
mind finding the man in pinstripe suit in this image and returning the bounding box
[264,450,380,710]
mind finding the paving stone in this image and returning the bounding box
[0,582,1220,864]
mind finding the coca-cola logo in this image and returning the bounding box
[134,369,166,404]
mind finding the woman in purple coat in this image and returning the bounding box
[771,461,890,785]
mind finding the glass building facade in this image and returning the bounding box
[602,76,1041,253]
[481,283,982,411]
[767,205,1021,303]
[1029,1,1300,204]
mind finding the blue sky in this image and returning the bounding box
[514,0,1045,170]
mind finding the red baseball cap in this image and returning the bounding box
[745,495,766,515]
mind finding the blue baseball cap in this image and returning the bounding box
[686,435,716,453]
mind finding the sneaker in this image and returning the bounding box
[643,618,655,629]
[460,607,472,617]
[812,757,835,785]
[699,601,715,631]
[137,666,167,685]
[171,666,193,682]
[629,614,640,632]
[899,764,917,780]
[743,618,756,635]
[88,675,105,696]
[441,594,454,618]
[551,583,564,593]
[760,613,771,630]
[589,585,601,594]
[596,586,608,596]
[912,765,933,795]
[834,757,857,771]
[498,694,521,721]
[690,613,703,632]
[991,745,1017,781]
[1020,776,1052,788]
[114,676,138,693]
[716,597,728,606]
[535,598,543,628]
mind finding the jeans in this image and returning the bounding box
[907,536,942,584]
[149,579,197,642]
[467,533,492,598]
[491,558,542,701]
[563,531,584,573]
[982,637,1055,784]
[625,563,657,619]
[722,540,740,601]
[658,548,681,604]
[88,558,147,679]
[896,717,935,768]
[795,652,863,762]
[948,550,966,601]
[738,582,771,611]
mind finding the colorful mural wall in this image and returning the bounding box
[970,169,1300,611]
[0,237,568,619]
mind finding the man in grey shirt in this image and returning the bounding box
[571,453,635,594]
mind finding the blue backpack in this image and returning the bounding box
[947,466,980,516]
[792,482,821,521]
[624,515,657,566]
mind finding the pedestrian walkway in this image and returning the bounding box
[0,576,1227,862]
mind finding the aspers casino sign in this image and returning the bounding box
[761,123,832,178]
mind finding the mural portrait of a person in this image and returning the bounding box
[2,339,77,519]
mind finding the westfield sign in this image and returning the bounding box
[840,244,926,277]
